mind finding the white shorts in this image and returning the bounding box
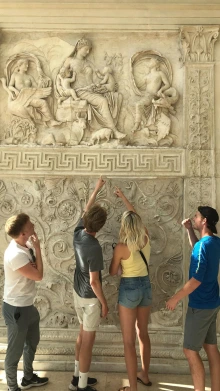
[73,290,101,332]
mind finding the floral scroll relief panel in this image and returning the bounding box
[0,177,183,330]
[0,32,182,149]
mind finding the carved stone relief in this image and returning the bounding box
[185,64,214,151]
[0,25,219,369]
[0,35,180,148]
[180,26,219,63]
[0,147,185,177]
[0,177,183,329]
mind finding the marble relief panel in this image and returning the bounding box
[0,177,183,330]
[0,31,182,149]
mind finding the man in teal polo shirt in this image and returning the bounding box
[166,206,220,391]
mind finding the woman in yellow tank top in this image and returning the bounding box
[109,187,152,391]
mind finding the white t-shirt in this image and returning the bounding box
[4,239,36,307]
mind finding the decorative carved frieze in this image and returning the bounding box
[185,178,214,219]
[0,177,183,330]
[180,26,219,63]
[185,64,214,151]
[0,148,185,177]
[188,150,213,177]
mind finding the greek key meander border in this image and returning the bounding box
[0,148,185,177]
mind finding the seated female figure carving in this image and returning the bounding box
[1,54,60,127]
[56,38,124,139]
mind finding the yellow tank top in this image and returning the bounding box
[121,239,151,277]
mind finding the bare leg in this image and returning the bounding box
[119,304,137,391]
[70,90,80,101]
[136,306,151,384]
[203,343,220,391]
[79,330,96,373]
[75,324,83,361]
[183,348,205,391]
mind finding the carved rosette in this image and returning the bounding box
[0,177,183,330]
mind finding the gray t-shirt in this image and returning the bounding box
[73,218,104,298]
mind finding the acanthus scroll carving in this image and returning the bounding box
[186,178,214,218]
[0,177,183,330]
[186,66,213,150]
[180,25,219,63]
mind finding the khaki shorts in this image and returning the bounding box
[73,290,101,332]
[184,306,220,351]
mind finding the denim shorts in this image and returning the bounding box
[118,276,152,309]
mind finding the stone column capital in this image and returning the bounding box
[179,25,219,63]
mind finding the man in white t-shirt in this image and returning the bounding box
[3,213,48,391]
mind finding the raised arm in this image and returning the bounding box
[114,187,136,212]
[182,218,198,248]
[83,177,106,215]
[114,187,149,236]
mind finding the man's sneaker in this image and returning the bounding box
[68,377,97,390]
[20,374,49,389]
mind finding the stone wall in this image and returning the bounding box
[0,0,219,373]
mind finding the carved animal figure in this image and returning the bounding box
[91,128,113,144]
[70,116,87,145]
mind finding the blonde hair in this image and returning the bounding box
[5,213,30,238]
[119,211,146,252]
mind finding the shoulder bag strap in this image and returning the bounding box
[139,250,150,276]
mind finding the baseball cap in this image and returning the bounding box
[198,206,219,234]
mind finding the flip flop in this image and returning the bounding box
[137,377,152,387]
[118,387,130,391]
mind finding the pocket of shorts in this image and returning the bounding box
[125,287,140,302]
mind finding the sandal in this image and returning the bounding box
[137,377,152,387]
[118,387,130,391]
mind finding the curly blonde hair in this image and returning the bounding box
[119,211,146,252]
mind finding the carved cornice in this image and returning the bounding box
[0,148,185,177]
[180,25,219,63]
[1,4,220,30]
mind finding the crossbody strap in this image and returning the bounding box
[139,250,150,276]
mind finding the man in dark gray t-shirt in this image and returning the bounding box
[74,218,103,298]
[69,177,108,391]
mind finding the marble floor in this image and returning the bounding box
[0,371,211,391]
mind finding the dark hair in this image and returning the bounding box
[198,206,219,234]
[5,213,30,238]
[83,204,107,233]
